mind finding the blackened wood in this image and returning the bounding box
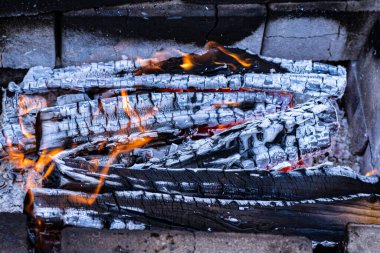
[28,187,380,241]
[50,163,380,201]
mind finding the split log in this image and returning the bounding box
[263,57,346,76]
[141,99,338,169]
[28,181,380,241]
[18,72,346,99]
[49,162,380,201]
[36,91,292,151]
[44,99,339,193]
[0,87,91,157]
[22,60,136,87]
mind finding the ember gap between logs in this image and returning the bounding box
[0,2,379,253]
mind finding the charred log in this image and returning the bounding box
[48,162,380,201]
[36,91,292,151]
[18,72,346,99]
[28,185,380,241]
[0,87,91,157]
[143,99,338,169]
[44,99,340,193]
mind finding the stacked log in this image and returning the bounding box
[4,47,378,244]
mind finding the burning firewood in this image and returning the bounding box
[28,165,380,241]
[1,45,363,249]
[36,91,292,151]
[42,99,339,194]
[17,72,345,99]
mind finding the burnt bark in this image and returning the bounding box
[49,163,380,201]
[28,184,380,241]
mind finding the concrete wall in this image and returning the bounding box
[0,0,379,71]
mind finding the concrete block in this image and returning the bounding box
[0,0,128,17]
[0,68,28,87]
[261,2,378,60]
[61,228,312,253]
[346,224,380,253]
[0,213,28,252]
[0,14,55,69]
[61,229,196,253]
[345,61,369,155]
[194,232,312,253]
[356,17,380,168]
[61,3,266,66]
[208,4,266,53]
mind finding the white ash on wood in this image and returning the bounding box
[36,91,292,151]
[17,72,346,99]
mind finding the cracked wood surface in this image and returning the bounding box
[45,99,340,195]
[29,182,380,241]
[49,162,380,201]
[144,99,338,169]
[36,91,292,151]
[18,72,346,99]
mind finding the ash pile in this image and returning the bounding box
[0,43,379,250]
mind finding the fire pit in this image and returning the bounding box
[0,1,379,252]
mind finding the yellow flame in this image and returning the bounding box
[180,54,194,70]
[24,190,34,216]
[120,90,145,133]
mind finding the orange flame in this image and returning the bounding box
[180,54,194,70]
[35,148,63,173]
[120,90,145,133]
[206,41,252,68]
[6,137,35,169]
[69,136,152,205]
[365,169,379,176]
[41,163,56,180]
